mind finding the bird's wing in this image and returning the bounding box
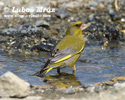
[49,35,85,64]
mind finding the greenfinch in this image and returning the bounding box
[35,22,89,77]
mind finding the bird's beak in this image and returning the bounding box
[80,23,90,31]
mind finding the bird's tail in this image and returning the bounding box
[34,67,53,77]
[34,60,62,77]
[34,60,53,77]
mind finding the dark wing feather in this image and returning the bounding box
[50,47,77,63]
[48,35,85,65]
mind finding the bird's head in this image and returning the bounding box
[66,22,89,37]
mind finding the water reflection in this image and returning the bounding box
[43,73,81,87]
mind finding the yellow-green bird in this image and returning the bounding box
[35,22,89,77]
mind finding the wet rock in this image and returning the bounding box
[1,28,18,36]
[62,87,75,94]
[0,71,30,98]
[104,25,121,41]
[40,28,52,39]
[31,38,56,52]
[35,20,49,27]
[31,43,54,52]
[18,24,34,31]
[55,7,70,19]
[0,24,41,37]
[17,24,40,37]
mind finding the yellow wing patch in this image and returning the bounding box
[45,68,53,74]
[55,54,72,63]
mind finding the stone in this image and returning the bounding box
[88,1,98,6]
[113,83,125,91]
[17,24,40,37]
[85,85,95,93]
[109,9,115,15]
[62,87,75,94]
[97,3,105,9]
[108,9,122,21]
[57,0,67,4]
[63,1,82,9]
[0,71,30,98]
[105,25,121,41]
[1,28,18,36]
[88,14,95,21]
[35,20,49,27]
[111,76,125,82]
[102,81,114,86]
[55,7,70,19]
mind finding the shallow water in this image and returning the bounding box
[0,43,125,86]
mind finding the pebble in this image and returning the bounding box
[88,14,95,21]
[1,28,18,36]
[62,1,82,9]
[108,9,122,21]
[57,0,67,4]
[90,6,97,10]
[97,3,105,9]
[55,7,70,19]
[62,87,75,94]
[88,1,98,6]
[31,43,54,52]
[85,86,95,93]
[17,24,41,37]
[109,9,115,15]
[104,25,121,41]
[35,20,49,27]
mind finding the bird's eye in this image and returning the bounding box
[75,24,80,27]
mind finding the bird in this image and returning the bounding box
[34,22,89,77]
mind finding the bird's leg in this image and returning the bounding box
[72,65,76,75]
[57,68,60,74]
